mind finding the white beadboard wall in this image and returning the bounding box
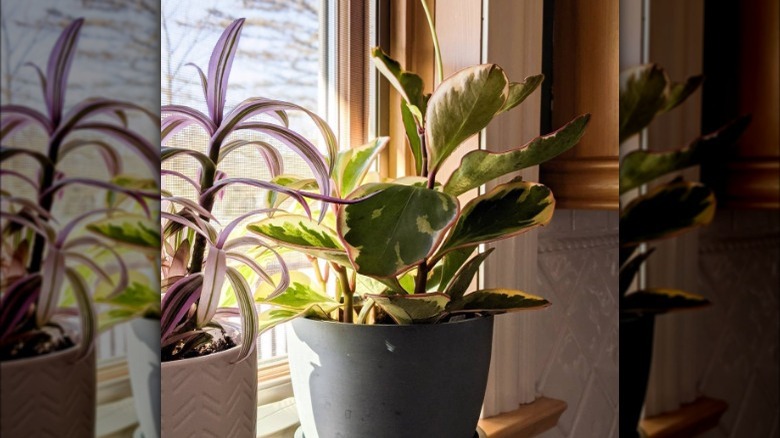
[696,210,780,438]
[532,210,620,438]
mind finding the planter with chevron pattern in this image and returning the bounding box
[161,344,257,437]
[0,344,96,438]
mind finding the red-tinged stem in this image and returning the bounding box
[189,139,222,273]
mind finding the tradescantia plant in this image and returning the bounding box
[248,2,591,329]
[618,63,749,315]
[0,19,158,360]
[159,18,355,362]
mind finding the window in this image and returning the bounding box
[161,0,372,364]
[0,2,159,361]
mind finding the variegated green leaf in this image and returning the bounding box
[334,137,389,196]
[263,281,337,310]
[426,64,509,172]
[619,249,655,297]
[366,293,450,324]
[498,74,544,113]
[338,183,458,277]
[444,248,494,301]
[620,181,715,245]
[437,246,476,292]
[370,47,425,114]
[619,64,667,143]
[440,180,554,253]
[258,304,334,335]
[447,288,550,313]
[87,215,159,252]
[619,116,750,193]
[661,74,703,114]
[265,175,318,211]
[444,114,590,196]
[401,101,424,175]
[619,64,704,143]
[621,288,709,315]
[247,214,350,265]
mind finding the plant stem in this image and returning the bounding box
[28,138,62,273]
[420,0,444,84]
[418,126,429,178]
[189,140,221,273]
[414,259,429,294]
[335,265,353,323]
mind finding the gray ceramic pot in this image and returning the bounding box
[127,318,161,438]
[0,344,96,437]
[161,344,257,437]
[288,316,494,438]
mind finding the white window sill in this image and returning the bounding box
[96,357,564,438]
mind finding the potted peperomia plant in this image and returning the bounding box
[0,19,157,437]
[159,18,348,437]
[246,3,590,437]
[618,64,749,437]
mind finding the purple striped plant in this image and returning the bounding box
[160,18,344,362]
[0,19,158,360]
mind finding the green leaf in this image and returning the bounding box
[619,116,750,193]
[334,137,389,196]
[258,304,334,335]
[401,101,424,175]
[247,214,350,265]
[338,184,458,277]
[619,64,667,143]
[97,281,161,316]
[264,281,337,310]
[447,288,550,313]
[619,249,655,297]
[662,75,704,113]
[499,74,544,113]
[437,246,476,292]
[87,215,160,252]
[370,47,425,112]
[444,114,590,196]
[444,248,494,301]
[440,180,554,253]
[620,181,715,245]
[426,64,509,171]
[621,288,709,315]
[98,308,144,333]
[366,293,450,324]
[265,175,318,211]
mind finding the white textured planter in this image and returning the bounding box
[161,344,257,437]
[0,344,96,437]
[127,318,161,438]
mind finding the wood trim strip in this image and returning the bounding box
[478,397,567,438]
[640,396,728,438]
[541,158,619,209]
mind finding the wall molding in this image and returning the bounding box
[699,235,780,254]
[538,234,619,253]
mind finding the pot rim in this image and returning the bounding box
[1,341,84,366]
[294,314,494,329]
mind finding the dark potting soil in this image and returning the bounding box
[0,325,75,361]
[161,325,237,362]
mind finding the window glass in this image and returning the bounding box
[161,0,325,361]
